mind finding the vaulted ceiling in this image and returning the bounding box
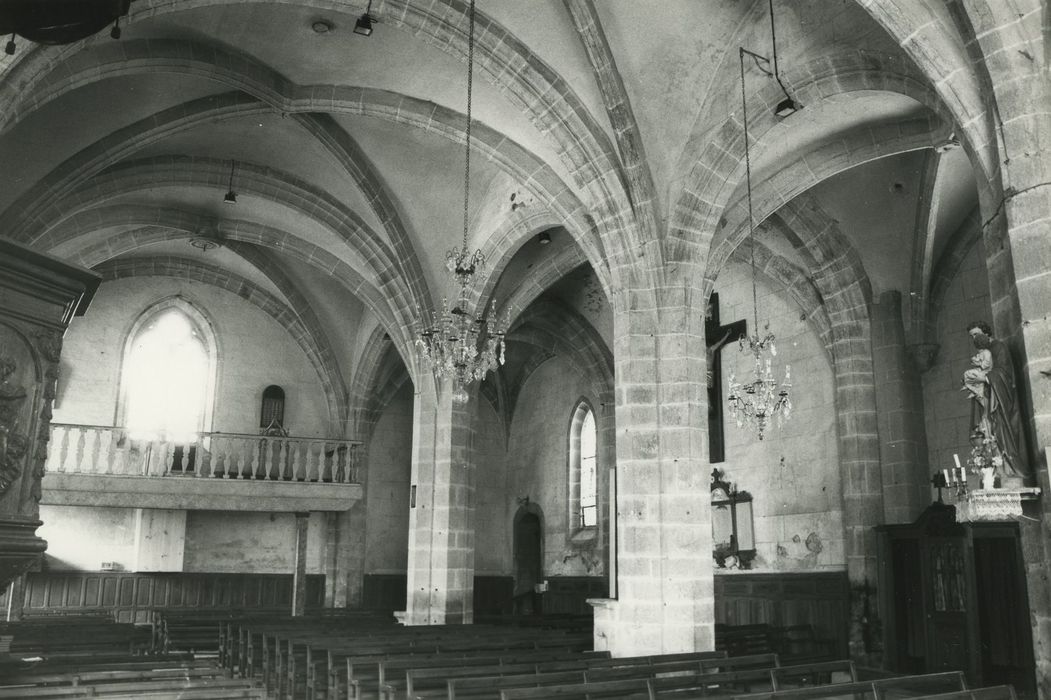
[0,0,991,432]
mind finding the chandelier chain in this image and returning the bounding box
[740,48,759,333]
[462,0,475,254]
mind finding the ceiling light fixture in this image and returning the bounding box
[189,225,222,252]
[312,19,333,34]
[223,160,237,204]
[415,0,508,405]
[4,34,14,55]
[768,0,800,118]
[538,231,551,245]
[726,46,792,441]
[353,1,374,36]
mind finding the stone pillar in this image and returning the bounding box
[0,241,99,591]
[403,378,475,625]
[870,291,931,525]
[592,274,713,656]
[292,511,310,616]
[983,76,1051,700]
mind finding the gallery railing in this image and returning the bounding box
[45,424,361,484]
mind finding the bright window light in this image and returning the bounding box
[125,311,207,442]
[579,409,597,527]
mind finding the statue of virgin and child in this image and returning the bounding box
[961,321,1030,486]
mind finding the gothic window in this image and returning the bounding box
[118,299,217,441]
[260,385,286,434]
[570,401,598,529]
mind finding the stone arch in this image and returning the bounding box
[0,0,645,287]
[669,50,956,269]
[52,211,420,382]
[95,255,346,432]
[114,294,220,436]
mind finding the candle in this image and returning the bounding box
[953,454,962,471]
[942,469,949,485]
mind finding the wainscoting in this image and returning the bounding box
[714,571,850,657]
[361,574,606,617]
[3,572,325,623]
[362,574,514,617]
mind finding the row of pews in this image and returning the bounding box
[0,615,262,698]
[213,612,1020,700]
[0,610,1022,700]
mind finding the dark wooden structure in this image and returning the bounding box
[877,502,1035,695]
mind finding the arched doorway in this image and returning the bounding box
[513,504,543,616]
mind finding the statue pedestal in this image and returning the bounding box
[955,487,1041,523]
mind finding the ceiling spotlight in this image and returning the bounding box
[768,0,801,119]
[4,34,14,56]
[312,19,333,34]
[774,97,798,118]
[537,231,551,245]
[354,1,374,36]
[223,160,237,204]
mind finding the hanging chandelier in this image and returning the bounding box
[726,47,792,441]
[415,0,508,405]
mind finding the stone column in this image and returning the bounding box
[0,241,98,591]
[291,511,310,616]
[592,274,713,656]
[870,291,931,524]
[981,65,1051,698]
[403,378,475,625]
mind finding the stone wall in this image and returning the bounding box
[474,394,510,576]
[53,277,329,435]
[508,356,606,577]
[363,384,413,574]
[717,262,844,572]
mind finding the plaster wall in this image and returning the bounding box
[183,511,326,574]
[53,277,330,436]
[922,241,993,486]
[38,505,326,574]
[363,384,413,574]
[717,262,844,572]
[39,505,137,571]
[507,357,606,577]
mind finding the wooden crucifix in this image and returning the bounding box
[706,293,747,463]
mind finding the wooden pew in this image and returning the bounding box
[770,660,856,689]
[727,670,968,700]
[403,652,733,700]
[911,687,1017,700]
[399,651,728,700]
[325,645,603,700]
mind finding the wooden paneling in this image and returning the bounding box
[361,574,514,616]
[14,572,324,623]
[714,571,849,657]
[544,576,608,615]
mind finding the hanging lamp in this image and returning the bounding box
[415,0,508,405]
[726,47,792,441]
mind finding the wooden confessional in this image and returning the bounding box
[877,502,1035,695]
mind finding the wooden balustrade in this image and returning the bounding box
[45,424,361,484]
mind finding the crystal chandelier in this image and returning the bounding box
[415,0,508,405]
[726,47,792,441]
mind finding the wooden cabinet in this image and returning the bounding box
[877,503,1034,694]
